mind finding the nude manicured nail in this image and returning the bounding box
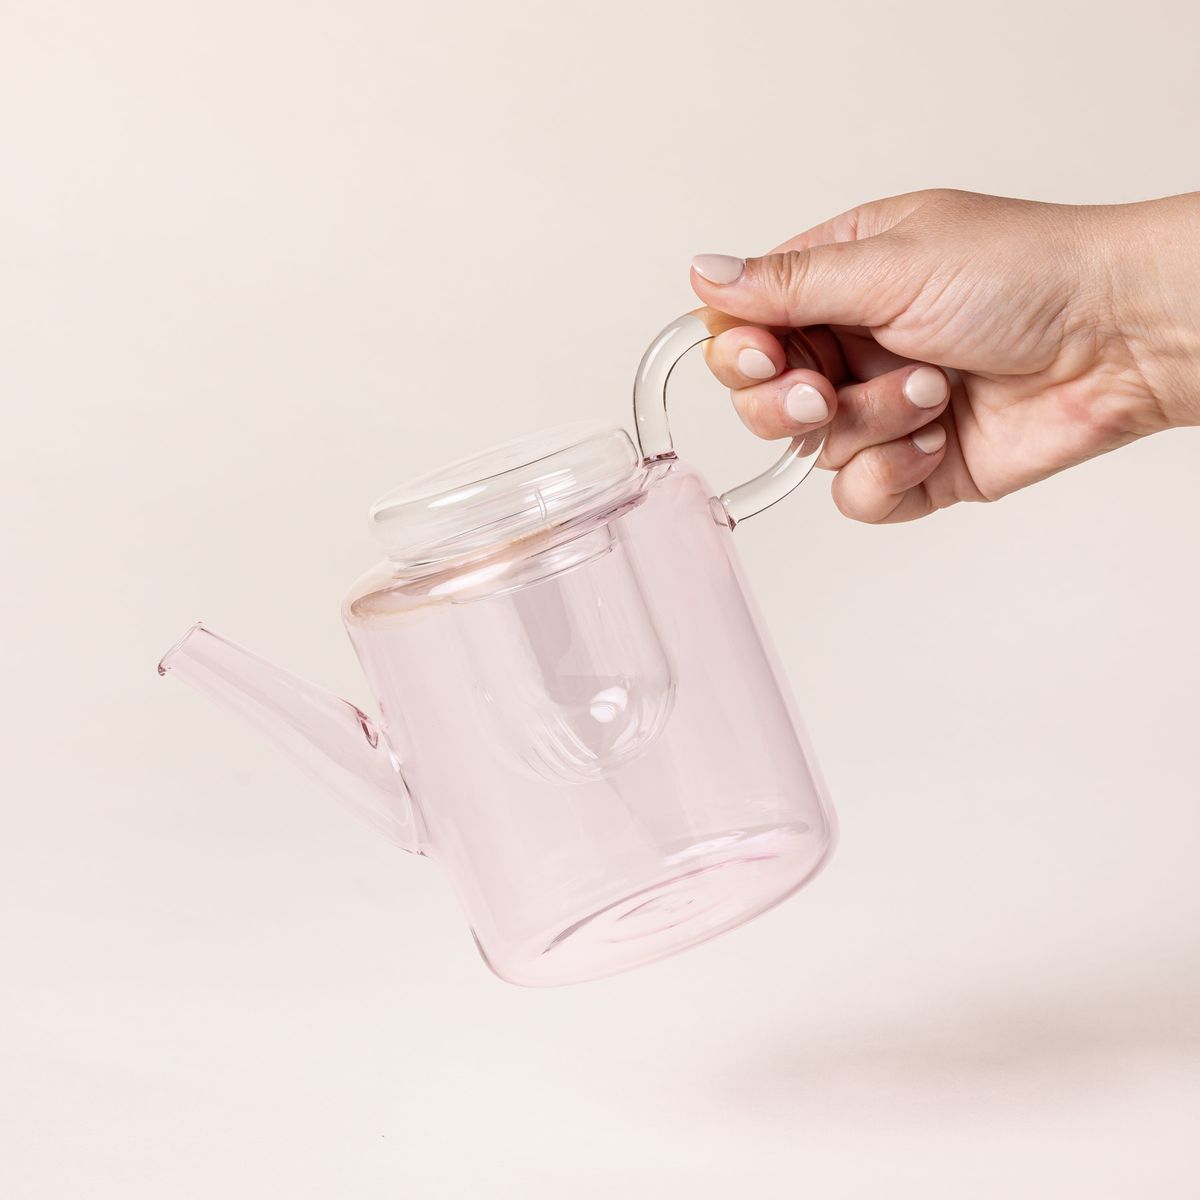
[737,348,776,380]
[692,254,746,285]
[912,423,947,454]
[904,365,949,409]
[785,383,829,425]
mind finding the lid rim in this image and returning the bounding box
[369,424,644,570]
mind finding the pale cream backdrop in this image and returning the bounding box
[2,0,1198,1196]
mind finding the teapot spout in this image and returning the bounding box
[158,623,420,852]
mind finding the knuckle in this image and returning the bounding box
[846,376,886,429]
[919,187,976,216]
[857,447,895,498]
[923,186,965,205]
[760,250,811,306]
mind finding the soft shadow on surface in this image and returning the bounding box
[696,959,1200,1114]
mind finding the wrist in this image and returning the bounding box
[1104,194,1200,430]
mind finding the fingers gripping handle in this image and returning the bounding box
[632,312,825,528]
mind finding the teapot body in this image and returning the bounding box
[343,458,835,986]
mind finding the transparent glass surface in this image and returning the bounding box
[369,423,643,571]
[158,624,419,851]
[160,315,836,987]
[633,311,825,527]
[342,459,835,986]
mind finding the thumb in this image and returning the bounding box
[690,239,911,329]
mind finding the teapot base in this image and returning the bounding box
[475,824,834,988]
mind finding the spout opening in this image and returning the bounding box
[157,620,208,676]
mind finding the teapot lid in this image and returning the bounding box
[369,423,645,571]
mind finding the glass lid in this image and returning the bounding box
[369,423,645,570]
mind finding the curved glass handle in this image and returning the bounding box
[633,311,825,529]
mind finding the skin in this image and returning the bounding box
[691,189,1200,523]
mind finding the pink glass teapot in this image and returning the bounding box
[160,313,836,986]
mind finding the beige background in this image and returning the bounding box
[3,0,1199,1195]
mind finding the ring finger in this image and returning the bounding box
[820,363,951,470]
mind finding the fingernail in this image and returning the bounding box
[912,423,947,454]
[903,365,949,409]
[692,254,746,285]
[737,348,777,380]
[784,383,829,425]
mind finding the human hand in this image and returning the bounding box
[691,189,1200,522]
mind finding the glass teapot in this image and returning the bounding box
[159,313,836,986]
